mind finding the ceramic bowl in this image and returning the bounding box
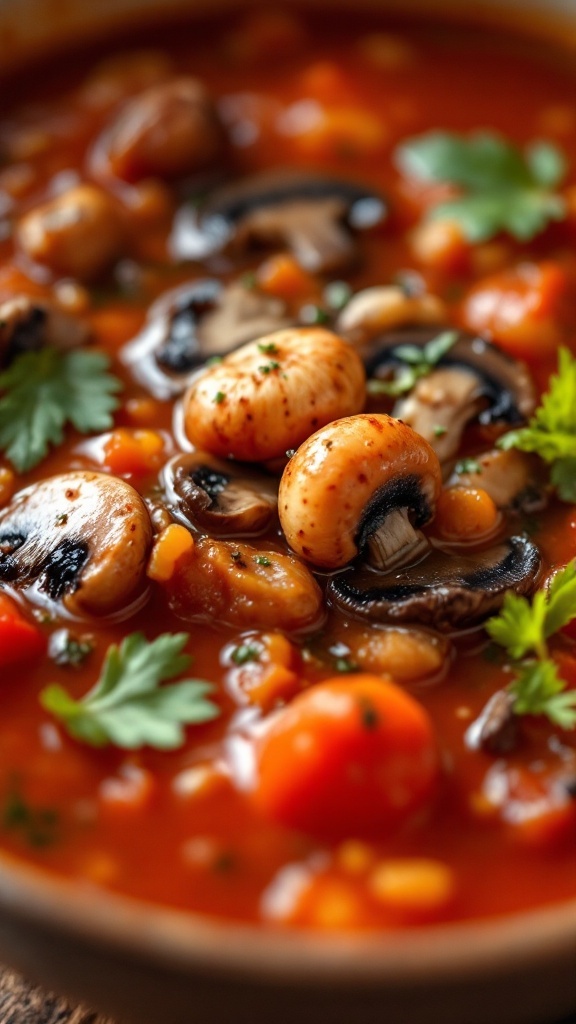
[0,3,575,1022]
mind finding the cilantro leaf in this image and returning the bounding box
[499,348,576,500]
[40,632,220,750]
[0,348,122,472]
[509,660,576,729]
[395,130,568,243]
[368,329,458,397]
[486,562,576,729]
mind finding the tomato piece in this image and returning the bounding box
[252,674,440,839]
[0,594,46,667]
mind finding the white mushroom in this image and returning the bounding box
[183,327,366,462]
[278,413,442,570]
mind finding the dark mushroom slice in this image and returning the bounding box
[0,472,152,616]
[170,170,387,273]
[0,295,90,367]
[122,278,292,398]
[465,689,520,755]
[164,451,278,536]
[328,535,541,632]
[448,448,548,514]
[363,327,536,463]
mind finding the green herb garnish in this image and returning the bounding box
[368,329,458,398]
[231,644,261,666]
[486,561,576,728]
[2,790,59,849]
[455,457,483,476]
[499,347,576,502]
[40,632,219,750]
[396,131,568,242]
[213,391,226,404]
[0,348,121,472]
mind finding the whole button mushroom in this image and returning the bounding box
[17,184,124,281]
[0,472,153,616]
[0,295,90,368]
[278,414,442,571]
[183,327,366,462]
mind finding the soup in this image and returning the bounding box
[0,7,575,931]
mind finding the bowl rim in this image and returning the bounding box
[0,850,575,986]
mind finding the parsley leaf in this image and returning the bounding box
[509,661,576,730]
[499,348,576,501]
[0,348,121,472]
[395,131,568,243]
[40,632,220,750]
[368,329,458,397]
[486,561,576,728]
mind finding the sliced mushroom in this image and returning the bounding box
[465,689,519,755]
[328,535,541,632]
[92,76,226,182]
[163,452,278,536]
[170,170,387,273]
[279,414,442,570]
[363,327,536,463]
[165,537,324,632]
[0,472,152,616]
[336,285,447,348]
[448,448,548,514]
[183,327,366,462]
[0,295,90,367]
[122,278,292,398]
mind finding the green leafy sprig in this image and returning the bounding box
[367,329,458,398]
[486,561,576,728]
[499,347,576,503]
[0,348,122,472]
[41,632,220,750]
[395,130,568,243]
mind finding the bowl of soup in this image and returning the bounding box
[0,2,574,1022]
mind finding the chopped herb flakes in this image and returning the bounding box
[231,644,261,666]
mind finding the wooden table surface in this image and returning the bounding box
[1,963,574,1024]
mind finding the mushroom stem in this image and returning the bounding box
[366,508,429,571]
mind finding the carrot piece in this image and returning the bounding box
[0,467,15,509]
[0,594,46,667]
[147,524,194,583]
[435,487,499,540]
[102,427,165,476]
[256,254,316,300]
[461,261,572,362]
[252,674,439,839]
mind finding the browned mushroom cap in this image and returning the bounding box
[362,327,536,463]
[448,448,548,514]
[171,170,387,273]
[163,452,278,536]
[183,327,366,462]
[328,535,541,632]
[0,472,152,616]
[122,278,292,398]
[0,296,90,368]
[93,76,226,182]
[279,414,442,570]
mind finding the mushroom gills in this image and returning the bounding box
[364,327,535,462]
[356,474,434,570]
[122,278,291,398]
[0,296,90,367]
[328,535,541,632]
[170,170,387,272]
[164,452,278,536]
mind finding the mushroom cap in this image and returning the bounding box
[163,451,278,536]
[278,414,442,569]
[365,326,535,426]
[183,327,366,462]
[0,472,152,616]
[328,535,541,632]
[0,296,90,367]
[170,170,387,272]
